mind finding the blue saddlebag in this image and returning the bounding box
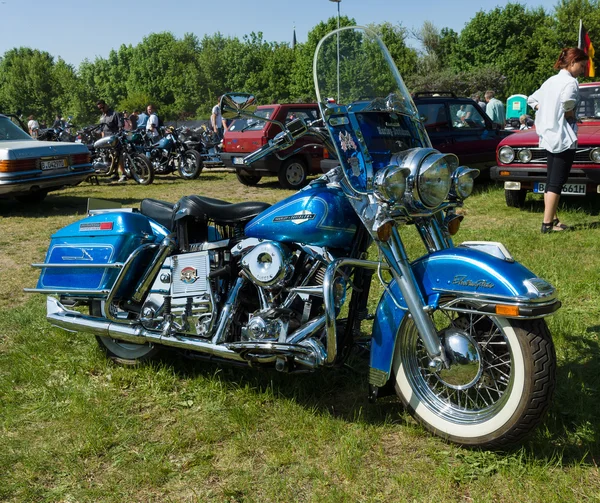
[36,212,159,296]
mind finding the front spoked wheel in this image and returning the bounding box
[177,149,203,179]
[392,304,556,448]
[126,153,154,185]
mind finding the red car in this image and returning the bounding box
[492,82,600,207]
[220,103,337,189]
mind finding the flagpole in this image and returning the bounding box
[579,19,583,49]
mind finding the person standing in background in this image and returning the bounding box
[528,47,589,233]
[484,91,506,127]
[137,109,148,130]
[211,98,228,140]
[146,104,160,140]
[27,115,39,138]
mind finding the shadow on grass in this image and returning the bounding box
[144,335,600,464]
[155,344,405,426]
[152,305,600,463]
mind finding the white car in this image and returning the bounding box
[0,114,94,203]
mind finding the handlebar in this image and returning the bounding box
[242,117,335,166]
[243,130,294,165]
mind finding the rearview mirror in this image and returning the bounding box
[220,93,258,120]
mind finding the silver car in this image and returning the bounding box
[0,115,94,203]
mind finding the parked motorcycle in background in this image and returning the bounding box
[141,126,203,180]
[27,27,559,448]
[93,129,154,185]
[38,117,76,142]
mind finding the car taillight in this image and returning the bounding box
[323,148,330,159]
[261,135,268,146]
[70,153,91,166]
[0,159,38,173]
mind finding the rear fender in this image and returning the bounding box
[368,246,558,386]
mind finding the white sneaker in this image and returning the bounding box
[118,176,127,183]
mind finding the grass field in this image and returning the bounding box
[1,171,600,502]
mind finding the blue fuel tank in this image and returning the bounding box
[244,183,359,249]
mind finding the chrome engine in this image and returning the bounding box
[141,251,216,337]
[240,241,293,289]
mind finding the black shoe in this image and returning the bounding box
[541,221,570,233]
[553,218,571,230]
[108,175,119,182]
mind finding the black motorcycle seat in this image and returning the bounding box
[174,195,271,225]
[139,198,175,230]
[139,196,271,230]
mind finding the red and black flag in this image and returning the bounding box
[578,20,596,77]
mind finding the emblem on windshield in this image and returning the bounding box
[339,131,356,152]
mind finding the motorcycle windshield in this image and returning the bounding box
[313,26,430,192]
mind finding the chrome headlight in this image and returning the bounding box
[416,152,457,208]
[450,166,480,199]
[518,148,532,163]
[591,147,600,163]
[374,165,411,204]
[498,146,515,164]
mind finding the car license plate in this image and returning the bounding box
[233,157,244,165]
[533,182,586,195]
[41,158,67,170]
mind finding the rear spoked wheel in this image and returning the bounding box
[90,300,160,365]
[393,303,556,448]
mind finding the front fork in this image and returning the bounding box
[378,224,449,369]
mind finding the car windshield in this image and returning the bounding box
[0,116,33,141]
[228,107,275,132]
[577,86,600,119]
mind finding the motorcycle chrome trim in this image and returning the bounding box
[211,276,246,345]
[131,235,177,303]
[24,288,111,295]
[379,227,446,363]
[226,339,325,369]
[368,367,388,387]
[460,241,514,262]
[30,262,124,269]
[437,296,561,319]
[323,257,390,364]
[434,286,558,305]
[286,314,327,345]
[46,297,245,362]
[102,243,160,321]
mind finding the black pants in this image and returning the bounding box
[545,149,575,194]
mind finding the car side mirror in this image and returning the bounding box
[220,93,258,120]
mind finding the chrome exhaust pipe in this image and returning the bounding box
[46,297,245,362]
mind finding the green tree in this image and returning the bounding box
[449,3,551,97]
[0,48,56,121]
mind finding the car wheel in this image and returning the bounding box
[278,158,308,189]
[16,190,48,203]
[236,172,262,186]
[505,188,527,208]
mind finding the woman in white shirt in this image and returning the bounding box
[528,47,588,233]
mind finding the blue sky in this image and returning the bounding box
[0,0,553,67]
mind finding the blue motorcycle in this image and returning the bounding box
[26,27,559,448]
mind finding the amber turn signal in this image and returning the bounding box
[499,171,511,176]
[376,221,394,241]
[495,305,519,316]
[446,214,463,235]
